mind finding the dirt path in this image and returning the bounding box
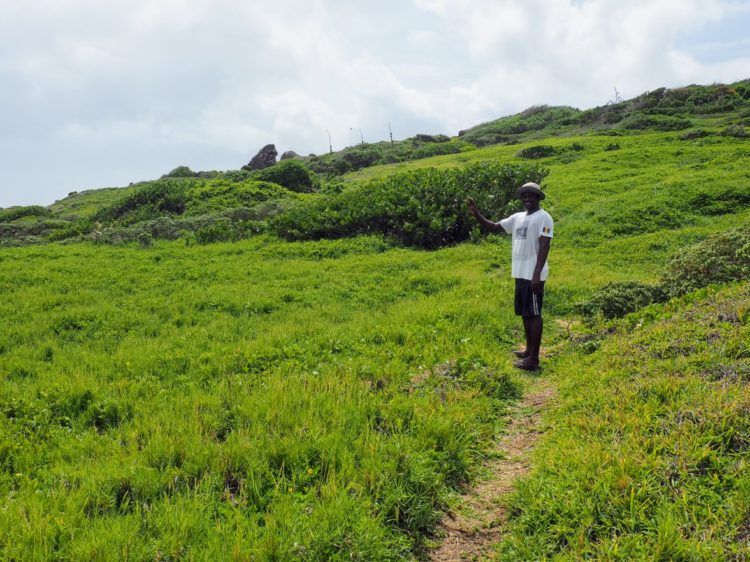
[429,380,554,561]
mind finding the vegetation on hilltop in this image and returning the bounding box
[2,78,748,249]
[295,136,476,178]
[459,105,582,146]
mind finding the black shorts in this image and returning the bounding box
[514,278,544,317]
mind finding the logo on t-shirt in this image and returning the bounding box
[542,226,551,234]
[515,226,528,240]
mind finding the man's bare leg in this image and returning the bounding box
[516,316,542,370]
[515,317,532,358]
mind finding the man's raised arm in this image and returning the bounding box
[467,198,505,234]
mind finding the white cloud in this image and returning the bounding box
[0,0,748,206]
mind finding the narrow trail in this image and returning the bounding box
[429,379,554,561]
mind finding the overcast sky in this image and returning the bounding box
[1,0,749,208]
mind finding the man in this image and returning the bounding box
[467,182,553,371]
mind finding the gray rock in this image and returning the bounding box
[242,144,278,171]
[280,150,300,160]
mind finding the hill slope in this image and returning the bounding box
[0,78,749,558]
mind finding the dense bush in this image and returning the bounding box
[95,179,191,223]
[305,145,385,177]
[662,227,750,297]
[92,178,296,231]
[91,212,260,246]
[412,140,473,159]
[0,205,51,223]
[723,124,747,138]
[0,218,70,246]
[195,219,238,244]
[186,180,295,215]
[273,162,548,248]
[471,134,514,147]
[252,160,321,193]
[516,145,556,159]
[618,114,693,131]
[342,146,383,171]
[580,227,750,319]
[412,134,450,143]
[684,185,750,216]
[679,129,710,140]
[578,282,666,319]
[162,166,196,178]
[219,169,253,182]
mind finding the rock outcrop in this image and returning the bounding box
[280,150,300,160]
[242,144,278,171]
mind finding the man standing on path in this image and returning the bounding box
[467,182,553,371]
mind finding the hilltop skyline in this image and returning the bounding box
[2,0,750,207]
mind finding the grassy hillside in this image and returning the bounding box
[499,283,750,560]
[1,236,535,559]
[1,79,749,558]
[459,79,750,146]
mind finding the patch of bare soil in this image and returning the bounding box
[428,381,554,561]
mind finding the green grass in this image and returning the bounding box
[0,235,535,559]
[498,283,750,560]
[1,112,749,558]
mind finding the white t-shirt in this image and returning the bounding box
[498,209,554,281]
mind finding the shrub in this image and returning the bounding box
[186,180,296,215]
[618,114,693,131]
[578,282,666,319]
[304,147,384,177]
[95,179,191,223]
[603,143,621,151]
[412,134,450,143]
[662,228,750,297]
[723,124,747,138]
[472,134,513,147]
[195,220,237,244]
[252,160,321,193]
[516,145,556,159]
[0,206,51,223]
[220,169,253,182]
[412,140,472,160]
[684,185,750,216]
[342,146,383,170]
[679,129,710,140]
[162,166,195,178]
[272,162,548,248]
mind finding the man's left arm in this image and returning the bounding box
[530,236,551,294]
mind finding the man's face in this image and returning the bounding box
[521,192,541,211]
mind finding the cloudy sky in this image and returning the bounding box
[1,0,749,207]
